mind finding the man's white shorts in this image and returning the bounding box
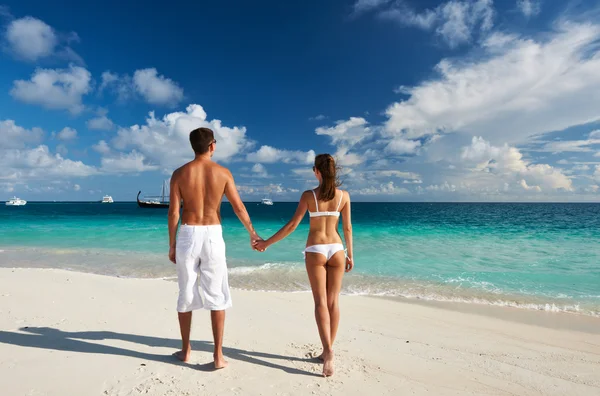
[175,225,232,312]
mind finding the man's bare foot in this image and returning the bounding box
[214,354,228,370]
[322,350,334,377]
[173,349,191,363]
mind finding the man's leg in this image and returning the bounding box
[211,310,228,369]
[174,312,192,362]
[174,226,203,363]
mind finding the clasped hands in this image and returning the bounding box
[250,233,268,252]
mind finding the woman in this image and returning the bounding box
[253,154,353,377]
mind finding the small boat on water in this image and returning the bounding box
[101,195,114,203]
[5,197,27,206]
[137,180,169,208]
[261,198,273,206]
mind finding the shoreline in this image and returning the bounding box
[2,243,599,318]
[2,252,599,318]
[3,265,600,326]
[1,268,599,395]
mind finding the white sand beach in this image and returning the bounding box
[0,268,599,396]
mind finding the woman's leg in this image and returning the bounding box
[326,250,346,347]
[305,252,334,376]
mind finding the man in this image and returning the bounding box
[168,127,260,369]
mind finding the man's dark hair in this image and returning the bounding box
[189,127,215,154]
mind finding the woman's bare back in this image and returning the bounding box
[306,188,345,246]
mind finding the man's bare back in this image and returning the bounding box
[170,159,233,226]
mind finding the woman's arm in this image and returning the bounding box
[341,191,354,272]
[254,191,309,250]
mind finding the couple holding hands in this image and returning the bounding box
[168,127,353,377]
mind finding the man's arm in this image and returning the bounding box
[168,172,182,263]
[223,169,259,245]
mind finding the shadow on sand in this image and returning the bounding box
[0,327,320,377]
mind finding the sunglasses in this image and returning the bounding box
[210,139,217,147]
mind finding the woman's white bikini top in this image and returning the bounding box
[309,189,343,218]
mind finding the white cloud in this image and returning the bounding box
[87,115,114,131]
[4,16,82,63]
[426,182,458,192]
[0,6,12,18]
[385,138,421,155]
[589,130,600,139]
[56,127,77,141]
[246,145,315,164]
[251,163,269,178]
[92,140,111,155]
[99,71,119,92]
[5,17,56,61]
[519,179,542,192]
[309,114,327,121]
[461,136,573,191]
[98,71,133,102]
[350,169,421,181]
[517,0,541,18]
[291,167,316,181]
[385,23,600,145]
[378,0,494,48]
[316,117,371,147]
[353,0,391,14]
[10,65,92,114]
[1,182,15,193]
[55,144,68,157]
[100,151,158,174]
[316,117,372,166]
[0,119,44,148]
[133,68,184,107]
[0,120,97,190]
[572,164,590,171]
[73,184,81,191]
[375,170,420,179]
[97,68,183,107]
[236,183,299,196]
[334,147,365,166]
[267,183,299,194]
[0,145,97,180]
[354,181,410,195]
[112,104,253,171]
[539,138,600,153]
[593,165,600,182]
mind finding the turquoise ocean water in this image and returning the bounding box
[1,202,599,316]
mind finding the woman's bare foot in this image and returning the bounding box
[173,349,191,363]
[316,352,325,362]
[322,350,334,377]
[214,354,229,370]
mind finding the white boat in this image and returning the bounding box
[261,198,273,206]
[101,195,114,203]
[5,197,27,206]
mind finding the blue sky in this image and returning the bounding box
[1,0,600,202]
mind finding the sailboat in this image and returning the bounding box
[137,180,169,208]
